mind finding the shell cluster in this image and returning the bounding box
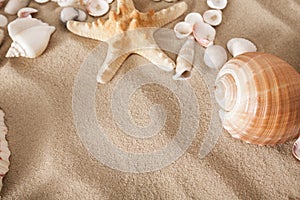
[173,0,228,78]
[215,52,300,149]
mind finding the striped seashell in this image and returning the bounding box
[215,52,300,145]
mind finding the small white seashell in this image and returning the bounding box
[227,38,257,57]
[204,45,227,69]
[86,0,109,17]
[203,10,222,26]
[34,0,49,3]
[184,12,203,26]
[0,14,8,27]
[60,7,86,24]
[193,21,216,47]
[151,0,161,1]
[17,7,38,18]
[292,137,300,161]
[4,0,31,15]
[0,109,11,192]
[0,29,4,46]
[104,0,113,3]
[6,18,56,58]
[173,36,195,80]
[207,0,227,10]
[52,0,87,7]
[174,21,193,39]
[164,0,178,2]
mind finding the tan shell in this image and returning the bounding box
[0,109,11,191]
[215,52,300,145]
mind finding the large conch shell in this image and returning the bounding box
[0,109,11,191]
[6,18,56,58]
[215,52,300,145]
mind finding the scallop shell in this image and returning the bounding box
[174,21,193,39]
[4,0,31,15]
[193,21,216,47]
[0,14,8,27]
[215,52,300,145]
[203,10,222,26]
[0,29,4,46]
[173,36,195,80]
[6,18,56,58]
[184,12,203,26]
[17,7,38,18]
[227,38,257,57]
[207,0,227,10]
[86,0,109,17]
[293,137,300,161]
[0,109,11,191]
[204,45,227,69]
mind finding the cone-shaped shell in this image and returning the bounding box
[6,18,56,58]
[215,52,300,145]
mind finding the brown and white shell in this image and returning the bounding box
[215,52,300,145]
[0,109,10,191]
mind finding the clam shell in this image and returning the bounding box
[193,21,216,47]
[227,38,257,57]
[0,109,11,191]
[60,7,87,24]
[174,21,193,39]
[0,14,8,27]
[86,0,109,17]
[203,9,222,26]
[4,0,31,15]
[293,137,300,161]
[173,36,195,80]
[215,52,300,145]
[207,0,227,10]
[6,18,56,58]
[204,45,227,69]
[184,12,203,26]
[17,7,38,18]
[0,29,4,46]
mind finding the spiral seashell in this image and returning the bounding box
[173,36,195,80]
[214,52,300,145]
[6,18,55,58]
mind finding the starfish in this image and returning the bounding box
[67,0,188,84]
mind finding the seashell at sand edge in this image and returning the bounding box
[0,29,4,46]
[6,18,56,58]
[293,137,300,161]
[0,109,11,192]
[215,52,300,145]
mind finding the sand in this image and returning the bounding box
[0,0,299,199]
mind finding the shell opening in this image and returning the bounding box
[215,73,237,111]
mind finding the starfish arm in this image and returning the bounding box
[117,0,136,14]
[141,1,188,27]
[97,53,131,84]
[66,20,110,41]
[135,49,175,71]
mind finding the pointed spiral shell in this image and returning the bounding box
[215,52,300,145]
